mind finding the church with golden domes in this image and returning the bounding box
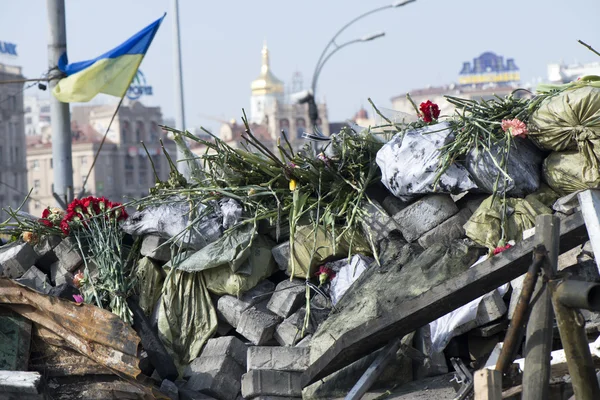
[219,43,329,150]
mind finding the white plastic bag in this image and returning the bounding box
[329,254,373,305]
[376,122,477,197]
[428,255,508,353]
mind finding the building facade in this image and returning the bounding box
[391,52,526,118]
[0,62,28,217]
[218,43,329,151]
[547,61,600,84]
[26,101,175,212]
[24,96,51,136]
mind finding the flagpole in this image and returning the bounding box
[171,0,188,178]
[47,0,74,207]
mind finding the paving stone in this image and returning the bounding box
[0,308,32,370]
[239,279,275,306]
[392,194,459,242]
[455,290,507,335]
[237,307,281,345]
[141,235,172,262]
[360,200,401,245]
[271,242,290,271]
[53,237,83,272]
[184,355,244,400]
[50,261,73,286]
[273,306,325,347]
[241,370,302,398]
[160,379,179,400]
[217,295,251,328]
[295,334,312,348]
[33,235,61,271]
[16,266,52,294]
[247,346,309,372]
[274,319,303,347]
[201,336,247,370]
[267,280,305,318]
[0,241,38,279]
[417,208,472,249]
[381,195,408,216]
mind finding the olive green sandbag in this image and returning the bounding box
[543,151,600,195]
[204,235,276,296]
[464,185,558,250]
[288,225,372,279]
[529,85,600,183]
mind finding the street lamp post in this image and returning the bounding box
[306,0,416,131]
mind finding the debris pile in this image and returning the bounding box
[1,76,600,399]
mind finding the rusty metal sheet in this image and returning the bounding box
[0,278,160,398]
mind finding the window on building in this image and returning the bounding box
[126,171,134,186]
[81,175,87,187]
[81,157,87,166]
[135,121,145,143]
[125,155,134,171]
[279,119,290,134]
[149,122,159,142]
[40,106,50,113]
[138,170,146,186]
[139,155,148,170]
[26,117,32,124]
[50,158,53,169]
[34,201,41,210]
[33,179,41,193]
[25,106,31,113]
[296,118,306,139]
[121,121,131,143]
[32,160,40,170]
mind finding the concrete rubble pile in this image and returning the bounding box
[1,187,599,400]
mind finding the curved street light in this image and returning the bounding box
[305,0,416,131]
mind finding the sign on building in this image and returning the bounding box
[127,70,153,100]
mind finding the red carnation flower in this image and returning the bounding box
[419,100,440,123]
[493,243,512,255]
[60,219,71,236]
[314,265,335,286]
[39,208,54,227]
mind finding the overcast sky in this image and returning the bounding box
[1,0,599,132]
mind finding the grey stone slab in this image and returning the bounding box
[239,279,275,306]
[217,295,251,328]
[16,266,52,294]
[0,242,38,279]
[141,235,172,262]
[237,307,281,345]
[417,208,472,249]
[184,355,243,400]
[201,336,248,370]
[295,334,312,348]
[267,280,305,318]
[53,237,83,272]
[381,196,408,216]
[247,346,309,372]
[454,290,507,336]
[50,261,73,286]
[241,370,302,399]
[361,200,401,246]
[160,379,179,400]
[392,194,459,242]
[271,242,290,271]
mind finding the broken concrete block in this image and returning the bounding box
[360,200,401,245]
[247,346,309,372]
[417,208,472,249]
[0,309,32,370]
[271,242,290,271]
[0,241,38,279]
[392,194,459,242]
[241,370,302,398]
[201,336,247,370]
[274,306,326,347]
[237,307,281,345]
[267,279,305,318]
[274,319,303,347]
[33,235,61,271]
[558,245,582,270]
[508,274,525,320]
[239,279,275,306]
[141,235,171,262]
[50,261,73,286]
[53,237,83,272]
[578,240,594,263]
[553,192,581,215]
[160,379,179,400]
[456,291,507,335]
[184,355,243,400]
[381,195,408,216]
[217,295,251,328]
[16,266,52,294]
[295,334,312,348]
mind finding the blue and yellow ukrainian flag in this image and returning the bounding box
[53,14,165,103]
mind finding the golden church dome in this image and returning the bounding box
[251,43,284,96]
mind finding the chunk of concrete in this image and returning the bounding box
[295,334,312,348]
[33,235,61,271]
[16,266,52,294]
[241,370,302,398]
[417,208,472,249]
[141,235,172,263]
[456,290,507,334]
[0,241,38,279]
[53,237,83,272]
[184,355,243,400]
[267,279,305,318]
[217,295,251,328]
[271,242,290,271]
[201,336,247,370]
[50,261,73,286]
[392,194,459,242]
[381,195,408,216]
[239,279,275,306]
[247,346,309,372]
[274,306,327,347]
[160,379,179,400]
[237,307,281,345]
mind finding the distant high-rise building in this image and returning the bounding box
[547,61,600,84]
[24,96,52,136]
[0,62,28,217]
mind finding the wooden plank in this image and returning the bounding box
[522,215,559,400]
[474,368,502,400]
[302,211,588,387]
[578,189,600,274]
[0,371,42,395]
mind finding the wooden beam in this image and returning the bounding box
[474,369,502,400]
[302,211,588,387]
[522,215,558,400]
[578,189,600,274]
